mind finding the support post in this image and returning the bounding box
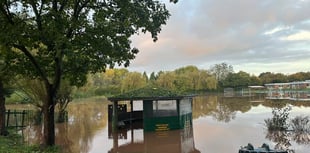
[112,101,118,133]
[130,100,133,143]
[6,110,10,127]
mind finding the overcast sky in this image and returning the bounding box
[127,0,310,76]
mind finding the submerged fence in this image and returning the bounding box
[5,110,30,129]
[5,109,68,129]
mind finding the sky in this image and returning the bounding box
[127,0,310,76]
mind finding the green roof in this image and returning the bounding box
[108,86,189,101]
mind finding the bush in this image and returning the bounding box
[265,106,291,131]
[291,115,310,133]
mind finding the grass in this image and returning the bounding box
[0,131,59,153]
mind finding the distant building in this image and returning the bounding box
[265,80,310,101]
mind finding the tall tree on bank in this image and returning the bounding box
[209,63,234,82]
[0,0,174,146]
[0,53,13,136]
[0,61,7,135]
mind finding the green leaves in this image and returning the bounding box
[0,0,171,87]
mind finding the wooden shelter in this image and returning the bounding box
[107,86,193,132]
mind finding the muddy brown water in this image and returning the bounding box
[8,95,310,153]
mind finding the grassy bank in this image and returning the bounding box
[0,132,59,153]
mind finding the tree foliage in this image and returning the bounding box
[121,72,147,93]
[0,0,173,146]
[209,62,234,82]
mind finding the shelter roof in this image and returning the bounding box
[248,86,265,89]
[108,86,191,101]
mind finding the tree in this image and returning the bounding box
[143,71,148,82]
[0,0,173,146]
[259,72,288,84]
[288,72,310,82]
[121,72,147,93]
[0,77,6,136]
[156,71,177,91]
[0,52,12,136]
[222,71,252,88]
[209,63,234,88]
[150,72,157,81]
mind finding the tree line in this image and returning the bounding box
[74,62,310,97]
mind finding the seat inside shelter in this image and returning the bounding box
[107,87,193,132]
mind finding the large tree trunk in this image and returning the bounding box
[0,80,7,136]
[43,84,56,146]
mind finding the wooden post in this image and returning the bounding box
[14,110,18,130]
[6,110,10,127]
[112,130,119,152]
[112,101,118,133]
[112,101,119,152]
[22,110,26,128]
[130,100,133,143]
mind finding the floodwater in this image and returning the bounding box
[13,95,310,153]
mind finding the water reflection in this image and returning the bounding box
[193,95,253,122]
[266,130,310,153]
[18,95,310,153]
[108,125,200,153]
[264,105,310,153]
[23,99,108,153]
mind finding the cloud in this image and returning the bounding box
[128,0,310,75]
[282,30,310,41]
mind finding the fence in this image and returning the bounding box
[5,110,37,129]
[5,110,30,129]
[5,109,68,130]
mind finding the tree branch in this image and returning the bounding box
[29,0,42,31]
[13,44,50,86]
[66,0,90,38]
[0,1,14,25]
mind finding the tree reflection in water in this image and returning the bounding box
[19,95,310,153]
[23,99,109,153]
[192,95,252,123]
[265,107,310,153]
[211,103,236,122]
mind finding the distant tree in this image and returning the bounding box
[121,72,147,93]
[259,72,274,84]
[143,71,148,82]
[174,66,200,92]
[209,63,234,88]
[156,71,177,91]
[222,71,252,88]
[249,75,262,86]
[150,72,157,81]
[273,73,288,83]
[0,0,173,146]
[198,70,217,90]
[259,72,288,84]
[288,72,310,82]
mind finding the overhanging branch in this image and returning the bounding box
[13,44,50,85]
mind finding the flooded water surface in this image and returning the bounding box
[18,95,310,153]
